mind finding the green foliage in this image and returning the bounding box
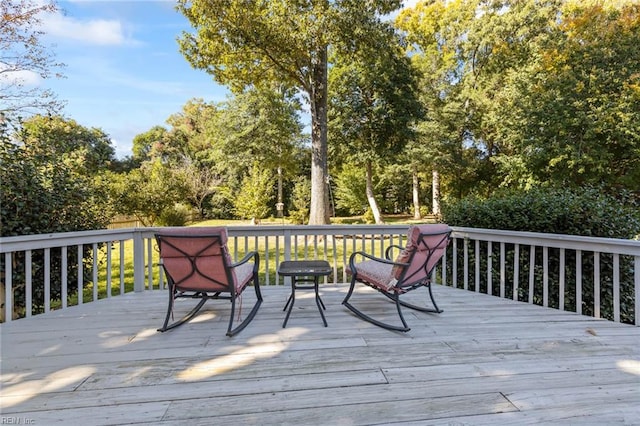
[1,116,113,236]
[441,187,640,239]
[363,207,375,224]
[107,160,185,226]
[176,0,403,224]
[397,0,640,202]
[158,203,191,227]
[333,166,367,216]
[234,164,275,223]
[492,2,640,191]
[289,177,311,225]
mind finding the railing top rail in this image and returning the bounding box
[1,224,638,255]
[452,227,640,256]
[0,228,141,252]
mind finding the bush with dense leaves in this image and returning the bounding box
[441,187,639,238]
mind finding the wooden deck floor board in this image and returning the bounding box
[2,284,639,425]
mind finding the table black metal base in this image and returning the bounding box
[278,260,331,328]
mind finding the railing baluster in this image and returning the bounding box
[513,244,519,301]
[264,235,270,286]
[133,231,144,293]
[475,240,480,292]
[543,246,549,307]
[529,245,536,304]
[61,246,68,308]
[452,238,458,289]
[463,238,468,291]
[26,250,32,317]
[146,238,153,290]
[613,254,620,323]
[106,242,112,297]
[78,245,84,304]
[559,248,565,310]
[120,241,125,294]
[635,255,640,326]
[276,234,281,284]
[441,243,447,286]
[576,249,582,315]
[487,241,492,296]
[4,252,12,322]
[331,235,337,284]
[594,251,601,318]
[500,242,505,299]
[343,234,349,283]
[44,248,51,313]
[92,243,98,301]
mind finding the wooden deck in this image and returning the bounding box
[1,284,639,425]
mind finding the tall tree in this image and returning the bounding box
[18,114,115,174]
[396,0,565,202]
[176,0,403,224]
[1,0,64,117]
[492,1,640,191]
[234,162,274,224]
[131,125,170,163]
[213,86,303,211]
[328,24,423,224]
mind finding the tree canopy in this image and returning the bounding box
[0,0,64,117]
[176,0,404,224]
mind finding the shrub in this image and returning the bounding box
[289,176,311,225]
[158,203,191,226]
[441,187,639,238]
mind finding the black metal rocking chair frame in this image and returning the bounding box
[155,231,263,337]
[342,226,451,332]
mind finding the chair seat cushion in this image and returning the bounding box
[350,260,396,292]
[233,261,254,292]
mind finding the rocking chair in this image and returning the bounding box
[343,224,451,332]
[155,227,262,337]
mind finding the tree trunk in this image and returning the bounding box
[412,167,421,219]
[308,46,330,225]
[432,169,441,216]
[365,160,383,224]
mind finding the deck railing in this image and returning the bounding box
[1,225,639,325]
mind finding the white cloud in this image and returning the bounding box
[41,11,134,46]
[0,66,42,87]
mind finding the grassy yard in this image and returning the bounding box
[48,215,430,313]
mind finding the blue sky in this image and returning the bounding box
[42,0,229,158]
[40,0,417,159]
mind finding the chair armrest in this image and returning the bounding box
[231,251,260,272]
[385,244,405,260]
[349,250,408,272]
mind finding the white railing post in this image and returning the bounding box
[133,230,145,292]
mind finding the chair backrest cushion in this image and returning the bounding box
[393,224,451,287]
[156,227,236,292]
